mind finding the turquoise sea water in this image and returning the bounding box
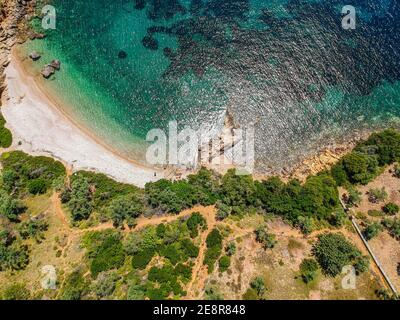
[24,0,400,171]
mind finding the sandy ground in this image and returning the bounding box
[1,56,164,187]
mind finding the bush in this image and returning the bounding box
[27,178,48,195]
[250,276,267,297]
[82,230,125,277]
[354,255,370,275]
[215,201,231,221]
[60,269,86,300]
[127,284,146,300]
[92,270,120,298]
[108,194,144,228]
[0,189,26,221]
[0,127,12,148]
[368,188,388,203]
[225,241,236,256]
[204,230,223,273]
[186,212,206,238]
[218,255,231,272]
[363,223,383,241]
[312,233,362,277]
[383,202,399,215]
[206,229,222,248]
[1,283,30,300]
[18,218,48,241]
[299,258,319,283]
[131,249,155,269]
[68,175,93,221]
[255,227,277,249]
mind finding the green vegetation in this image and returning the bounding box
[367,187,388,203]
[299,258,319,283]
[218,255,231,272]
[382,202,399,216]
[186,212,206,238]
[1,283,30,300]
[312,233,367,277]
[363,223,383,241]
[0,113,12,148]
[382,218,400,240]
[59,269,87,300]
[332,130,400,185]
[243,276,267,300]
[0,229,29,271]
[82,230,125,277]
[204,228,223,273]
[255,226,277,249]
[18,218,48,242]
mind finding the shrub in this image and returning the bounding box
[215,201,231,221]
[180,238,199,259]
[312,233,362,277]
[60,269,86,300]
[255,227,277,249]
[367,210,384,217]
[108,194,144,228]
[82,230,125,277]
[127,284,146,300]
[0,241,29,271]
[363,223,383,241]
[346,187,362,207]
[0,127,12,148]
[250,276,267,297]
[218,255,231,272]
[186,212,206,238]
[206,229,222,248]
[0,189,26,221]
[383,202,399,215]
[353,255,370,275]
[92,270,120,298]
[27,178,48,195]
[368,188,388,203]
[299,258,319,283]
[131,249,155,269]
[68,175,93,221]
[18,218,48,241]
[225,241,236,256]
[1,283,30,300]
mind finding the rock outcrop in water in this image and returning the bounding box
[41,65,55,79]
[29,51,41,61]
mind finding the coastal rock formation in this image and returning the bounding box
[49,59,61,70]
[28,51,41,61]
[41,65,55,79]
[0,0,35,106]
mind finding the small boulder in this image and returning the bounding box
[41,65,55,79]
[49,60,61,70]
[29,51,41,61]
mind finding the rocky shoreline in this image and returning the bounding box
[0,0,35,107]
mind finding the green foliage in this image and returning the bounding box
[59,269,87,300]
[363,223,383,241]
[255,226,277,249]
[92,270,120,298]
[204,284,223,300]
[204,229,223,273]
[1,283,30,300]
[215,201,231,221]
[225,241,236,256]
[312,233,362,277]
[299,258,319,283]
[186,212,206,238]
[382,218,400,240]
[18,218,48,241]
[218,255,231,272]
[353,255,370,275]
[127,284,146,300]
[242,287,259,300]
[250,276,267,298]
[108,194,144,228]
[0,189,26,221]
[255,173,339,230]
[382,202,399,215]
[159,243,182,265]
[27,178,48,195]
[0,114,12,148]
[0,151,65,195]
[131,249,155,269]
[67,174,93,221]
[367,187,388,203]
[345,186,362,207]
[220,169,256,208]
[146,264,185,299]
[0,231,29,271]
[180,238,199,259]
[82,230,125,277]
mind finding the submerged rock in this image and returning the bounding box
[41,65,55,79]
[142,35,158,50]
[118,50,127,59]
[28,51,41,61]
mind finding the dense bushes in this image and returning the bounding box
[255,226,277,250]
[59,269,87,300]
[1,283,30,300]
[186,212,206,238]
[363,223,383,241]
[1,151,65,195]
[204,229,223,273]
[299,258,319,283]
[312,233,367,276]
[0,113,12,148]
[82,230,125,277]
[331,130,400,186]
[0,229,29,271]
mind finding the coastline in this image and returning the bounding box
[1,51,165,187]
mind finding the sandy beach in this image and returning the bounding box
[1,54,165,187]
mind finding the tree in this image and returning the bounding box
[255,227,277,249]
[383,202,399,216]
[108,194,143,228]
[68,175,93,221]
[218,255,231,272]
[354,255,369,275]
[250,276,267,297]
[215,201,231,221]
[225,241,236,256]
[27,178,47,195]
[346,187,362,207]
[312,233,361,277]
[299,258,319,283]
[60,269,87,300]
[363,223,383,241]
[0,189,26,221]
